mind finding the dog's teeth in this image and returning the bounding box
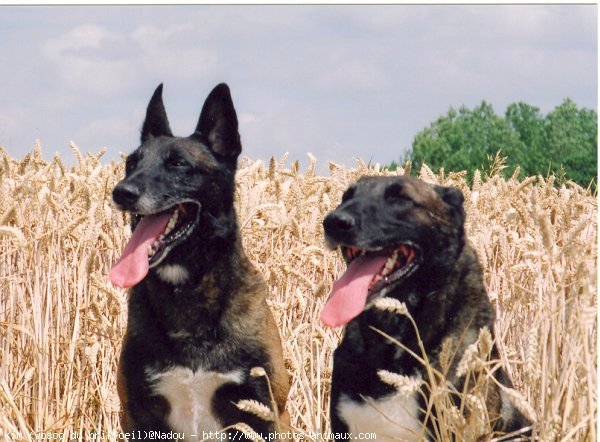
[383,257,395,274]
[164,211,178,236]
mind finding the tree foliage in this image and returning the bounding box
[401,100,597,187]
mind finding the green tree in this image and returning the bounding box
[410,102,523,181]
[402,99,597,187]
[505,102,546,176]
[544,99,597,187]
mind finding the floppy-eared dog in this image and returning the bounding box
[110,83,289,440]
[321,176,532,441]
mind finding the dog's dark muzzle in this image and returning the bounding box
[111,177,203,269]
[323,210,357,249]
[113,181,142,210]
[323,203,423,298]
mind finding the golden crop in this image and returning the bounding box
[0,144,596,440]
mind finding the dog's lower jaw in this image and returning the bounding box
[146,202,202,267]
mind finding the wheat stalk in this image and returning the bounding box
[0,148,595,441]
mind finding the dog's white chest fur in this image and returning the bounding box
[147,366,243,439]
[156,264,189,285]
[337,389,424,442]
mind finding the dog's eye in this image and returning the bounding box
[385,183,409,202]
[125,156,138,174]
[341,187,355,203]
[166,154,189,169]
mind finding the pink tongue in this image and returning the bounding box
[320,254,388,327]
[109,213,172,288]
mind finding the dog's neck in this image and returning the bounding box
[346,244,490,370]
[129,228,255,342]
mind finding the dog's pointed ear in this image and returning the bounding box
[141,83,173,142]
[194,83,241,169]
[435,185,466,226]
[435,185,464,209]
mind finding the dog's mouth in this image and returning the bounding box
[135,202,201,265]
[320,243,421,328]
[344,244,420,295]
[110,202,200,288]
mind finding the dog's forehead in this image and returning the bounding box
[355,176,436,198]
[137,136,219,168]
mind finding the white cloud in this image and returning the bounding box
[0,113,18,133]
[0,108,37,153]
[313,48,389,92]
[73,115,139,154]
[239,112,261,127]
[41,23,116,57]
[131,23,194,47]
[40,21,217,97]
[139,46,217,82]
[130,23,217,80]
[1,5,595,166]
[41,24,135,95]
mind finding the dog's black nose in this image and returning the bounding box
[323,211,356,238]
[112,182,140,208]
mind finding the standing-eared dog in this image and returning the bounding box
[321,176,532,441]
[110,83,289,440]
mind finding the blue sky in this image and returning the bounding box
[0,4,597,168]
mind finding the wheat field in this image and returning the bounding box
[0,144,596,441]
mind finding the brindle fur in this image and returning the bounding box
[114,84,288,439]
[324,176,532,440]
